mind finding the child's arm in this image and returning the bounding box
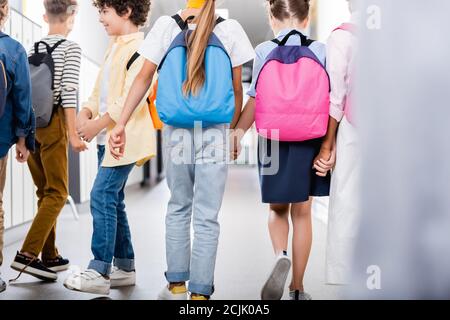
[65,108,88,152]
[230,97,256,160]
[313,117,338,177]
[314,32,349,176]
[109,60,157,159]
[234,97,255,136]
[78,71,102,130]
[77,113,113,143]
[230,66,243,129]
[61,43,87,152]
[11,47,33,163]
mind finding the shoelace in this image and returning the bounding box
[77,270,102,281]
[9,256,38,283]
[44,256,63,264]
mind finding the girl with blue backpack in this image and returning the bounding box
[109,0,255,300]
[232,0,333,300]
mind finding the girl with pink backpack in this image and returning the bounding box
[232,0,334,300]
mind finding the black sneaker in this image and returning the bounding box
[10,252,57,282]
[43,256,70,272]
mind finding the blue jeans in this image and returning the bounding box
[88,145,136,275]
[163,124,229,296]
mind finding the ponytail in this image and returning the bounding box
[183,0,216,97]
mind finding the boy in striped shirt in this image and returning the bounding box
[10,0,86,282]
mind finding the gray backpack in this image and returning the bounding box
[29,40,65,128]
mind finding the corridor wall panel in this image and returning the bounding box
[2,9,41,230]
[3,156,12,230]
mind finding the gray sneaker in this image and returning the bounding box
[0,275,6,293]
[261,254,292,300]
[290,290,312,300]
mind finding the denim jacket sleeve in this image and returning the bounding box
[11,45,34,139]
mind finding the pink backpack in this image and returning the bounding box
[255,30,330,142]
[333,23,357,125]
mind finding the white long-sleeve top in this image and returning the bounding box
[326,13,359,122]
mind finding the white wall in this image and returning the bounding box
[316,0,351,42]
[23,0,109,65]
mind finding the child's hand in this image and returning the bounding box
[229,130,242,161]
[76,109,91,132]
[313,146,336,177]
[15,137,30,163]
[78,119,102,143]
[69,134,88,153]
[109,125,126,160]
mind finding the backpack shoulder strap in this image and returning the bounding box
[173,14,224,30]
[0,31,8,39]
[271,39,281,45]
[172,14,188,30]
[127,52,141,71]
[48,39,66,54]
[34,39,66,55]
[216,16,226,25]
[34,41,51,55]
[334,23,357,35]
[277,30,315,47]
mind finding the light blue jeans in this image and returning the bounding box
[163,124,229,296]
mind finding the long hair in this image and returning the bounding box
[182,0,216,97]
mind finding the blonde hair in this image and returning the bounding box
[182,0,216,97]
[0,0,8,26]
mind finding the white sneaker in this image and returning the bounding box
[110,267,136,288]
[64,269,110,295]
[157,285,188,300]
[261,254,292,300]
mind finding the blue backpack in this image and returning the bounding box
[156,14,235,128]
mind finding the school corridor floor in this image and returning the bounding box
[0,166,343,300]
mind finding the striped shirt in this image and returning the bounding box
[29,34,82,109]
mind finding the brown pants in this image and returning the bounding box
[0,154,8,267]
[22,108,69,260]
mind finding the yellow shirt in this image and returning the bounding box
[83,32,156,168]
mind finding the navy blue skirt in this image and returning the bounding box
[258,137,331,204]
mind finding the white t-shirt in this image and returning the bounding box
[97,44,117,146]
[139,13,255,68]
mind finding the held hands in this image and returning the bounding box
[69,133,88,153]
[109,124,126,160]
[229,130,243,161]
[313,143,336,177]
[15,137,30,163]
[76,109,91,132]
[77,119,102,144]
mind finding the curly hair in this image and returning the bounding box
[93,0,151,27]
